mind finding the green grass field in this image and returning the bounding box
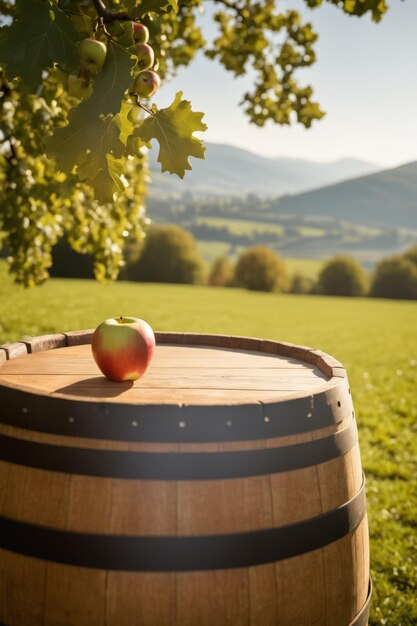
[1,262,416,625]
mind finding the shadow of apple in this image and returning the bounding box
[55,376,133,398]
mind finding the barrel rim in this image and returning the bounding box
[0,331,352,442]
[0,330,348,403]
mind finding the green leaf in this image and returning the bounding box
[119,100,135,145]
[135,91,207,178]
[126,129,149,158]
[76,116,126,201]
[45,42,136,173]
[76,116,124,176]
[87,154,127,203]
[131,0,178,19]
[0,0,79,90]
[69,12,94,38]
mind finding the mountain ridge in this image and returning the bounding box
[148,142,380,198]
[147,157,417,266]
[269,160,417,229]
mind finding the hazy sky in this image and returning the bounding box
[155,0,417,167]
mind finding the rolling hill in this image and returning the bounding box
[270,160,417,229]
[147,159,417,266]
[148,142,379,198]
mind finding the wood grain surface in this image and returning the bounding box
[0,342,328,405]
[0,332,369,626]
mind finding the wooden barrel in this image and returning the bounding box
[0,331,371,626]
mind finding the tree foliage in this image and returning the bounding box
[208,255,234,287]
[124,223,204,283]
[370,256,417,300]
[290,272,315,295]
[402,244,417,269]
[0,0,391,285]
[318,255,367,297]
[234,245,288,292]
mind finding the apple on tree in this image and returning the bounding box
[92,317,155,382]
[133,22,149,44]
[78,38,107,72]
[134,43,155,71]
[127,105,143,125]
[134,70,161,98]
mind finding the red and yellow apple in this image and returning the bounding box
[134,70,160,98]
[91,317,155,382]
[134,42,154,70]
[78,38,107,72]
[133,22,149,44]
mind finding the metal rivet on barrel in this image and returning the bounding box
[179,421,186,429]
[226,419,233,427]
[68,416,75,423]
[307,412,313,418]
[22,407,28,414]
[131,420,138,427]
[264,416,270,423]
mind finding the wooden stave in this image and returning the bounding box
[0,332,369,625]
[0,429,369,625]
[0,410,363,536]
[0,417,359,480]
[0,522,370,626]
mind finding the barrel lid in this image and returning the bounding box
[0,332,352,442]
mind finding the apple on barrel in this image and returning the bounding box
[92,317,155,382]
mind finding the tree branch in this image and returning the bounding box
[130,93,153,116]
[91,0,131,22]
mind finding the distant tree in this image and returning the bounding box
[125,225,204,284]
[234,246,288,292]
[208,256,235,287]
[403,245,417,268]
[290,272,315,295]
[318,256,367,297]
[370,256,417,300]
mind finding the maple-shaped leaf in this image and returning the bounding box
[135,91,207,178]
[76,116,124,177]
[45,42,135,173]
[0,0,79,90]
[88,155,127,203]
[76,116,126,201]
